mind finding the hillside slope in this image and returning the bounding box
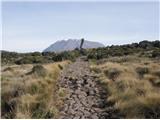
[43,39,105,52]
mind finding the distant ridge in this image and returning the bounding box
[43,39,105,52]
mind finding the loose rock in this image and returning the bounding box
[59,57,122,119]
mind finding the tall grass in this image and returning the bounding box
[1,61,70,118]
[90,56,160,118]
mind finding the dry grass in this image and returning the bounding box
[1,61,70,118]
[90,55,160,118]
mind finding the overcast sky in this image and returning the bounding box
[2,1,159,52]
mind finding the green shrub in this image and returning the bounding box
[151,49,160,58]
[52,50,80,62]
[31,52,42,56]
[15,56,34,64]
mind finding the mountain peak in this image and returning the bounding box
[43,39,105,52]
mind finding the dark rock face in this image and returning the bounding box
[43,39,105,52]
[58,57,123,119]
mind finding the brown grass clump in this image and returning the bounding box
[144,74,160,87]
[3,67,14,72]
[26,65,47,77]
[136,67,149,78]
[104,68,121,81]
[90,55,160,118]
[153,70,160,78]
[1,61,70,119]
[90,66,102,74]
[115,92,160,118]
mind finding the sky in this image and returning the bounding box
[2,1,159,52]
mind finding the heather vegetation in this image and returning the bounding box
[87,40,160,60]
[1,49,82,65]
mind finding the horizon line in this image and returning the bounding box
[1,39,159,53]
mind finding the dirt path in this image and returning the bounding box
[58,57,122,119]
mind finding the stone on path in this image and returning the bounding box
[58,57,122,119]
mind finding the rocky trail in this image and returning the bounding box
[58,57,122,119]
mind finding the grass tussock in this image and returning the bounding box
[1,61,70,119]
[90,55,160,118]
[26,65,47,77]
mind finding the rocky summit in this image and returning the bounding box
[43,39,105,52]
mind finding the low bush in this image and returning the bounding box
[15,56,47,64]
[87,40,160,60]
[52,50,80,62]
[152,49,160,58]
